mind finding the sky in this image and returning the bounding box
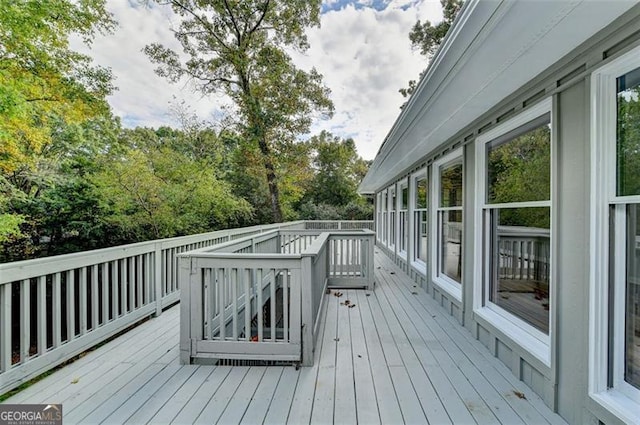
[73,0,443,160]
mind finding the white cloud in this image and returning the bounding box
[73,0,443,159]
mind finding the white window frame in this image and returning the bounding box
[411,167,428,273]
[431,148,464,301]
[589,44,640,423]
[388,185,396,251]
[473,98,553,366]
[398,179,409,259]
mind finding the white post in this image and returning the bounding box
[300,256,314,366]
[179,256,192,364]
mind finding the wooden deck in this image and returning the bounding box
[3,252,567,424]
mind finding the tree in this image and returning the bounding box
[0,0,116,257]
[92,129,253,241]
[297,131,373,221]
[399,0,463,98]
[144,0,334,223]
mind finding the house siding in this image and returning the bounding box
[372,7,640,424]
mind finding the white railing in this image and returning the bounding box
[497,226,550,283]
[304,220,374,231]
[0,221,309,394]
[179,229,375,367]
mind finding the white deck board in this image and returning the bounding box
[2,251,568,425]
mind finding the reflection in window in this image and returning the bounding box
[437,160,463,285]
[414,176,428,264]
[625,204,640,390]
[441,210,462,283]
[617,67,640,197]
[615,67,640,391]
[441,164,463,207]
[489,207,551,333]
[487,115,551,204]
[399,185,408,254]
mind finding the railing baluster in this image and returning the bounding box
[129,257,135,311]
[112,261,119,319]
[66,270,76,340]
[121,258,128,315]
[209,268,216,340]
[79,267,87,336]
[218,268,225,340]
[20,279,30,362]
[257,268,263,342]
[283,270,289,343]
[101,263,108,325]
[91,265,99,331]
[136,255,143,309]
[53,273,62,348]
[0,283,11,371]
[243,269,251,341]
[231,268,238,340]
[37,276,46,355]
[270,269,276,342]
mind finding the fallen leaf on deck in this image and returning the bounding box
[512,390,526,399]
[71,377,79,384]
[334,338,340,342]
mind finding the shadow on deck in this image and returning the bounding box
[3,251,567,425]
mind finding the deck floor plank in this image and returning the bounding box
[309,290,339,424]
[348,289,381,425]
[380,255,564,425]
[125,365,207,425]
[170,366,232,425]
[193,367,250,425]
[333,290,357,425]
[2,251,569,425]
[375,266,500,425]
[262,366,299,425]
[355,289,405,424]
[216,366,267,425]
[100,363,187,424]
[8,307,180,404]
[239,366,284,425]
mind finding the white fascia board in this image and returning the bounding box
[360,0,637,194]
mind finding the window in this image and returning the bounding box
[590,45,640,423]
[412,169,428,269]
[376,192,383,242]
[398,181,408,257]
[381,190,388,245]
[432,149,463,299]
[475,99,552,364]
[388,186,396,250]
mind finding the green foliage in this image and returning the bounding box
[0,0,116,173]
[400,0,463,98]
[93,130,253,241]
[488,124,551,228]
[144,0,334,222]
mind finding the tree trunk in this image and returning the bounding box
[257,136,283,223]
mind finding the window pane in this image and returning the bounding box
[416,177,428,209]
[401,186,408,209]
[487,118,551,204]
[441,163,463,207]
[390,190,396,211]
[617,67,640,197]
[414,210,428,263]
[489,207,550,333]
[625,204,640,389]
[441,210,462,282]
